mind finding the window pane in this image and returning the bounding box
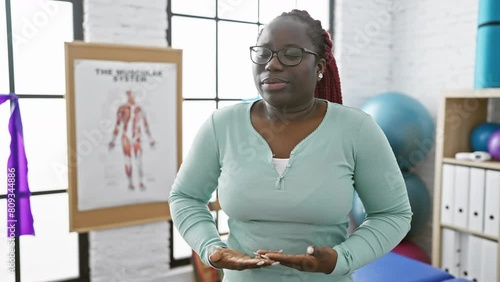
[220,233,228,243]
[259,0,296,24]
[218,0,258,22]
[21,98,68,192]
[0,2,9,93]
[173,211,216,260]
[20,194,79,282]
[0,103,10,196]
[0,200,16,282]
[182,101,216,159]
[210,191,217,202]
[217,210,229,234]
[218,100,246,109]
[297,0,330,29]
[172,17,216,99]
[173,225,192,259]
[171,0,215,17]
[218,22,259,100]
[11,0,73,94]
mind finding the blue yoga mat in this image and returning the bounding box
[474,24,500,88]
[353,252,454,282]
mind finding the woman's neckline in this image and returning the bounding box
[246,98,333,159]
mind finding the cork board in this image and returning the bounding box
[65,41,182,232]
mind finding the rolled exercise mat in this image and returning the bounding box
[478,0,500,26]
[475,24,500,88]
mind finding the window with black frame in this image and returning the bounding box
[167,0,333,268]
[0,0,88,281]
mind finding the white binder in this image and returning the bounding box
[484,170,500,237]
[441,164,455,225]
[467,235,483,282]
[453,166,470,229]
[480,239,498,282]
[458,233,470,279]
[441,228,460,277]
[468,168,486,233]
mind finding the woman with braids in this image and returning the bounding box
[169,9,412,281]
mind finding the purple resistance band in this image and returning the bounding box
[0,93,35,237]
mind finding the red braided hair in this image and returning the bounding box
[276,10,343,104]
[315,30,342,104]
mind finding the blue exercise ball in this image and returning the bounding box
[470,122,500,152]
[351,191,365,227]
[403,172,431,237]
[360,92,435,171]
[351,172,430,238]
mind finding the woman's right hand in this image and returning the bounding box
[208,247,275,270]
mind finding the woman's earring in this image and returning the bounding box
[318,73,323,79]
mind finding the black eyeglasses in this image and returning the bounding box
[249,46,319,66]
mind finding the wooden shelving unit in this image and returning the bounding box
[432,88,500,281]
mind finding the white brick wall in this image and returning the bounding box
[83,0,173,281]
[90,222,171,282]
[391,0,478,115]
[84,0,168,47]
[336,0,488,260]
[391,0,479,257]
[334,0,396,107]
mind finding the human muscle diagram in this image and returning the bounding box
[73,59,177,211]
[109,90,156,190]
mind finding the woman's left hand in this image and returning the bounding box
[255,246,337,274]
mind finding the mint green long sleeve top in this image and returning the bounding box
[168,100,412,282]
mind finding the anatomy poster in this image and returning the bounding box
[73,59,177,211]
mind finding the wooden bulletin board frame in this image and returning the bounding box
[65,41,182,232]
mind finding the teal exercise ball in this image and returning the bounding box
[403,172,431,237]
[470,122,500,152]
[360,92,435,171]
[351,191,365,226]
[351,172,430,238]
